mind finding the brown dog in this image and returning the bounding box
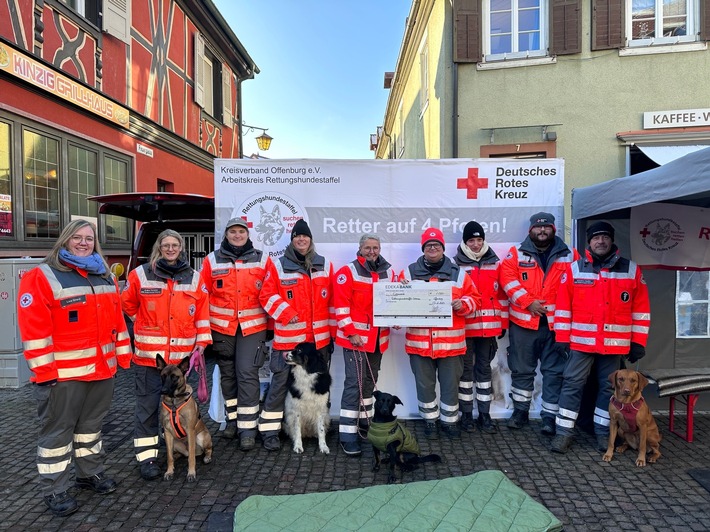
[603,369,661,467]
[157,354,213,481]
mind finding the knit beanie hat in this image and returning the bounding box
[529,212,556,232]
[291,219,312,240]
[463,221,485,242]
[586,221,615,243]
[421,227,445,251]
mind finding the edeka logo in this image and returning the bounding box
[457,168,489,199]
[638,217,685,253]
[234,192,307,258]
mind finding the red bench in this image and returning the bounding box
[642,369,710,443]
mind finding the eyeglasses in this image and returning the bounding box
[424,243,442,250]
[70,235,95,244]
[160,244,181,250]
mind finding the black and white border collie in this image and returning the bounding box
[283,342,332,454]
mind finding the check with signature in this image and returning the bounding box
[373,282,453,327]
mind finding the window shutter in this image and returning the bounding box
[701,1,710,41]
[453,0,481,63]
[592,0,624,50]
[102,0,131,45]
[222,66,232,127]
[550,0,581,55]
[194,33,205,108]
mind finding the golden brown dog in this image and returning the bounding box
[603,369,661,467]
[157,355,213,481]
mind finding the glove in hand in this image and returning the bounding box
[627,342,646,364]
[555,342,570,358]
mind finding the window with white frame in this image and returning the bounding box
[676,271,710,338]
[484,0,547,60]
[628,0,699,46]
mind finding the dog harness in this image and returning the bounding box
[367,420,421,455]
[162,393,199,440]
[610,396,644,433]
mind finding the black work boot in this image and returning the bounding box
[460,412,476,433]
[440,422,461,439]
[424,420,439,439]
[223,421,237,439]
[507,409,529,429]
[540,417,556,436]
[551,434,574,454]
[477,413,499,434]
[75,472,117,494]
[140,460,161,481]
[44,491,79,517]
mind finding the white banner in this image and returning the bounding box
[214,158,565,418]
[630,202,710,269]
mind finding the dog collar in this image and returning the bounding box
[610,396,644,411]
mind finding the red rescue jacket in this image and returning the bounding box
[334,255,398,353]
[259,251,334,351]
[500,235,578,331]
[403,256,481,359]
[18,263,131,383]
[454,244,509,338]
[122,262,211,366]
[200,248,270,337]
[554,248,650,354]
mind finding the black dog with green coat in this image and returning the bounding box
[367,391,441,483]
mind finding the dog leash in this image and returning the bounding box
[353,348,378,440]
[186,348,209,403]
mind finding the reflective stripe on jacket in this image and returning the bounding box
[500,235,578,330]
[403,256,480,359]
[259,254,334,351]
[455,246,509,338]
[334,256,397,353]
[18,263,131,383]
[554,249,651,354]
[122,264,211,366]
[200,250,269,336]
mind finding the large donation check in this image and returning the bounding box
[373,282,453,327]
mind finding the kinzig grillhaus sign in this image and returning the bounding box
[0,42,129,127]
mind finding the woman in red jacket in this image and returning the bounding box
[200,218,270,452]
[258,219,334,451]
[454,221,508,434]
[121,229,211,481]
[18,219,131,517]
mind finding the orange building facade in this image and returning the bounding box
[0,0,255,259]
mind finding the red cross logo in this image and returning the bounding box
[639,227,651,238]
[240,216,254,229]
[457,168,489,199]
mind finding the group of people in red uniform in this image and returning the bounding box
[17,211,650,517]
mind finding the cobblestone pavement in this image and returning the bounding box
[1,362,709,532]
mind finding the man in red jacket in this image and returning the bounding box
[551,221,650,454]
[500,212,578,435]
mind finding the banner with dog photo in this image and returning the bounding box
[214,158,565,418]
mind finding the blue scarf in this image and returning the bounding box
[59,249,107,275]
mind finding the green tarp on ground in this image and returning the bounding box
[234,469,563,531]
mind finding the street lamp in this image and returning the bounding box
[241,123,273,152]
[255,131,273,151]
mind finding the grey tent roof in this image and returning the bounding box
[572,146,710,220]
